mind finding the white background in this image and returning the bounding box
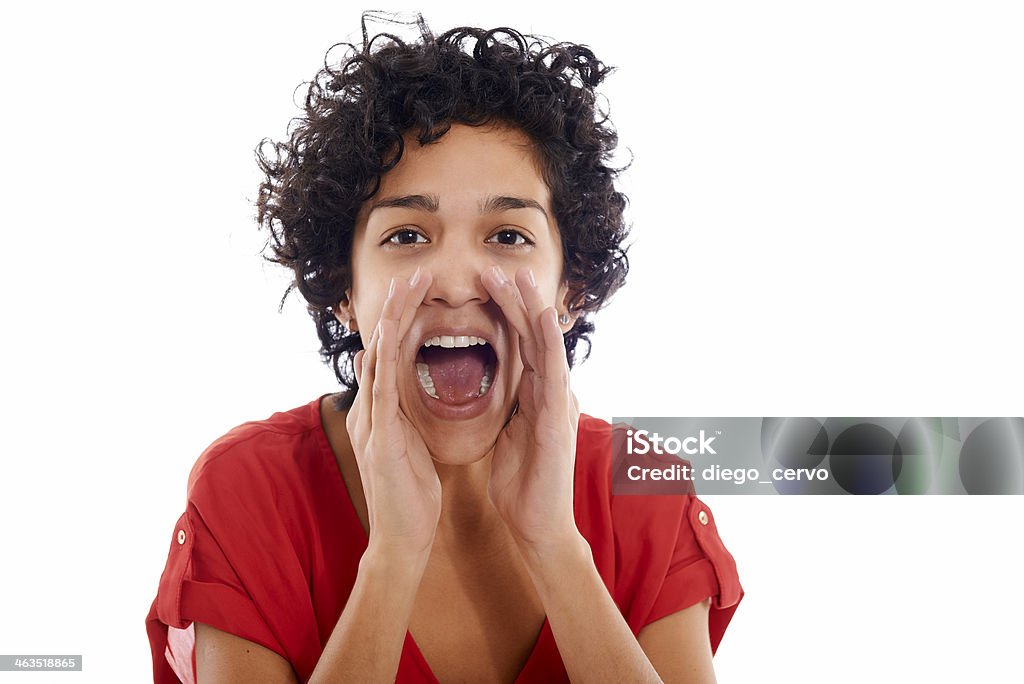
[1,1,1022,681]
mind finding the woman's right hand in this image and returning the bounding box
[345,267,441,562]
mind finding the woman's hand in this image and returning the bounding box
[346,268,441,561]
[481,266,582,552]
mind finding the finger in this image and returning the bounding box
[353,348,368,398]
[514,267,550,377]
[540,306,570,402]
[378,273,426,373]
[353,349,366,388]
[357,344,377,440]
[361,317,380,377]
[352,270,423,436]
[396,266,432,344]
[376,274,427,424]
[379,275,411,330]
[517,365,537,417]
[347,349,366,443]
[354,299,383,439]
[371,317,400,429]
[480,265,539,371]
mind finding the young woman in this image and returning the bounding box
[146,14,742,683]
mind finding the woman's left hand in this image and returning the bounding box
[481,265,581,552]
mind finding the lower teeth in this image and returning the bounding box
[477,368,493,397]
[416,362,438,398]
[415,365,494,400]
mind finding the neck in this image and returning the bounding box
[431,448,505,549]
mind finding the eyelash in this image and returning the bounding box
[382,229,427,247]
[381,227,535,249]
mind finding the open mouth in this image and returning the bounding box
[415,335,498,405]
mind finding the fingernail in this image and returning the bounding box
[492,265,508,284]
[527,269,537,287]
[409,266,421,287]
[388,277,396,298]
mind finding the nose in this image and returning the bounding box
[422,247,490,309]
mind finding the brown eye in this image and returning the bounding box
[385,229,427,246]
[487,229,532,247]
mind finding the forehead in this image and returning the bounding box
[367,123,551,212]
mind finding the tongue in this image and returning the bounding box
[420,346,487,405]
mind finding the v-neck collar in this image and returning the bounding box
[405,616,552,683]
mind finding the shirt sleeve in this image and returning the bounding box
[644,494,743,654]
[577,414,743,655]
[177,501,284,643]
[146,499,289,682]
[146,430,320,682]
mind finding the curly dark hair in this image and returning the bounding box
[255,11,631,406]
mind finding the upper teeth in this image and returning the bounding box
[422,335,489,348]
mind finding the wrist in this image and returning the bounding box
[515,530,592,579]
[360,542,432,579]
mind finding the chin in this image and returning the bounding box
[420,423,500,465]
[407,401,507,464]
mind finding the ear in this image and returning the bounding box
[556,280,582,333]
[331,288,358,332]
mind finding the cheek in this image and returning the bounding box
[348,239,389,315]
[348,287,385,346]
[354,294,385,335]
[533,254,566,305]
[542,278,566,308]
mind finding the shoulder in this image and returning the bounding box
[574,412,692,518]
[574,413,737,572]
[574,412,690,532]
[573,412,616,491]
[170,397,338,597]
[184,396,329,505]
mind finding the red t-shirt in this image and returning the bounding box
[145,394,743,683]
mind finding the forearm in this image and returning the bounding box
[308,548,428,684]
[519,534,662,684]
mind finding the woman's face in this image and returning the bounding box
[337,122,576,464]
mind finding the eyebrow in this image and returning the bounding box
[369,194,439,214]
[367,193,549,221]
[480,195,548,220]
